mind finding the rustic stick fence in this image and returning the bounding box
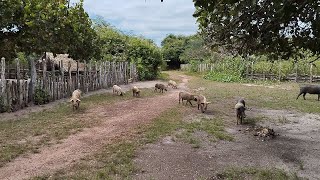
[180,62,320,82]
[0,57,137,113]
[180,63,214,72]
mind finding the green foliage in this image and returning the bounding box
[179,35,211,63]
[33,87,50,105]
[0,0,99,60]
[158,72,170,81]
[189,60,200,72]
[16,52,28,66]
[203,56,246,82]
[202,49,320,82]
[95,24,163,80]
[161,34,188,69]
[204,71,243,83]
[94,24,128,61]
[128,37,163,80]
[193,1,320,58]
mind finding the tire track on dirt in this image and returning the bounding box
[0,78,188,180]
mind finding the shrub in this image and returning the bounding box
[34,87,50,105]
[189,60,200,72]
[204,71,243,83]
[128,38,163,80]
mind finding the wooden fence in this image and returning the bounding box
[0,57,138,112]
[180,63,320,82]
[180,63,214,72]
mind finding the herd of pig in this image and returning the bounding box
[68,80,244,125]
[68,81,320,125]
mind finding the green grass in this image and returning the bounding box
[181,118,233,141]
[175,130,201,148]
[159,70,184,83]
[187,75,320,114]
[0,88,157,167]
[158,72,170,81]
[216,167,300,180]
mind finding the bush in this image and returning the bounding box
[189,60,200,72]
[128,38,163,80]
[204,71,243,83]
[34,87,50,105]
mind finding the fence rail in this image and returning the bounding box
[0,57,137,113]
[180,63,320,82]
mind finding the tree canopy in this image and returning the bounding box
[161,34,187,69]
[0,0,99,60]
[95,23,163,80]
[193,0,320,59]
[179,35,211,63]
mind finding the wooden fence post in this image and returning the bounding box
[29,57,37,104]
[88,61,92,91]
[251,61,254,79]
[1,57,5,96]
[246,62,249,78]
[76,61,80,89]
[310,63,313,83]
[124,62,128,84]
[60,60,66,98]
[94,61,98,90]
[102,62,106,88]
[278,62,282,82]
[15,58,21,109]
[52,61,56,101]
[84,61,88,93]
[68,61,72,95]
[42,58,47,90]
[295,58,298,82]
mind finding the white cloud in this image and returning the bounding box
[71,0,198,46]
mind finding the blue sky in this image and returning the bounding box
[71,0,198,46]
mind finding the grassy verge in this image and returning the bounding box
[158,72,170,81]
[215,167,300,180]
[160,70,186,83]
[186,74,320,114]
[174,117,233,148]
[0,88,157,167]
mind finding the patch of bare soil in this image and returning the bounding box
[0,80,180,180]
[242,83,295,91]
[133,105,320,179]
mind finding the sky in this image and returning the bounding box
[71,0,198,46]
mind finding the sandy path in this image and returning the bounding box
[0,77,188,180]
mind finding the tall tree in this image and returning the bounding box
[0,0,98,60]
[193,0,320,59]
[95,23,128,61]
[161,34,187,69]
[128,36,163,80]
[179,35,211,63]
